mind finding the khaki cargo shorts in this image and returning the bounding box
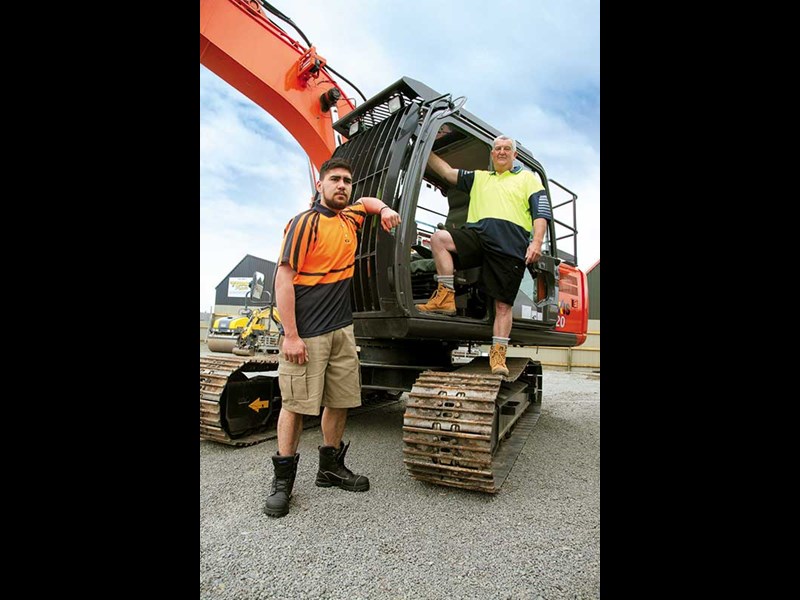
[277,324,362,416]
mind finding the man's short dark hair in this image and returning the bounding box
[319,157,353,180]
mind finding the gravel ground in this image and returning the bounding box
[200,369,600,599]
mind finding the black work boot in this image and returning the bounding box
[264,453,299,518]
[315,441,370,492]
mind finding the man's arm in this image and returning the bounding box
[525,186,552,264]
[526,218,547,264]
[275,263,308,364]
[426,152,459,186]
[355,196,401,232]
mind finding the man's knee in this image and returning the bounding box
[495,300,513,315]
[431,229,456,252]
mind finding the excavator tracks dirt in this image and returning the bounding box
[200,354,405,447]
[402,357,542,493]
[200,354,279,447]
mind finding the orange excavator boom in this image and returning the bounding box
[200,0,356,169]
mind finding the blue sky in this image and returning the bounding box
[200,0,599,311]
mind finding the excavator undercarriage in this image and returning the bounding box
[201,349,543,493]
[200,352,408,447]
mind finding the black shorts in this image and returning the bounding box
[449,227,525,306]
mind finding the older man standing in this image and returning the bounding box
[420,135,552,377]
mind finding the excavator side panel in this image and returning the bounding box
[556,262,589,344]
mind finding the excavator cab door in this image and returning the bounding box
[519,253,559,327]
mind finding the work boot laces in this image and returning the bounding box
[421,284,454,309]
[270,476,290,496]
[427,286,444,302]
[490,344,507,369]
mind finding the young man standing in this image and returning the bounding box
[265,157,401,518]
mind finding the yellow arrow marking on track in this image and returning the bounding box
[248,398,270,412]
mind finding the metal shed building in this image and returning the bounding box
[214,254,277,314]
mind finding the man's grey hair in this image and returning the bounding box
[492,135,516,153]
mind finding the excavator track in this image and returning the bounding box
[200,355,405,447]
[402,357,542,493]
[200,354,280,446]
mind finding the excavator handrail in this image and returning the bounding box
[547,178,579,266]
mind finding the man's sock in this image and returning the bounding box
[435,275,455,290]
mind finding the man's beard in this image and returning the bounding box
[325,192,349,210]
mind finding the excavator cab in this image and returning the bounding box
[328,77,587,391]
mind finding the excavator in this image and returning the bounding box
[200,0,588,492]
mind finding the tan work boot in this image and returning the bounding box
[490,343,509,377]
[417,283,456,315]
